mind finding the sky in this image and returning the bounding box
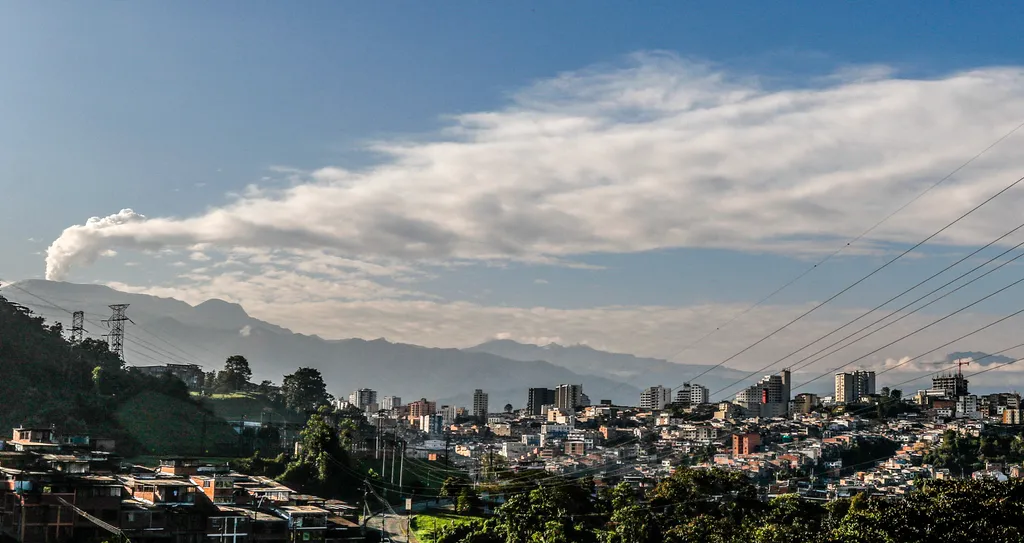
[6,2,1024,392]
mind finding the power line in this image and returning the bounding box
[1,282,215,370]
[678,171,1024,396]
[791,300,1024,394]
[783,242,1024,377]
[660,119,1024,364]
[716,228,1024,398]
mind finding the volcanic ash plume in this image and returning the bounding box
[45,209,148,281]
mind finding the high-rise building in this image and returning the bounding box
[932,372,969,399]
[835,371,876,403]
[381,396,402,411]
[639,386,672,410]
[792,393,820,414]
[675,383,692,406]
[419,414,444,435]
[733,370,791,417]
[472,389,489,420]
[408,398,437,419]
[554,384,583,410]
[690,384,709,405]
[440,405,459,425]
[349,388,377,411]
[527,388,556,416]
[735,384,763,414]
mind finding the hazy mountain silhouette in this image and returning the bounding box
[1,280,640,408]
[466,338,753,393]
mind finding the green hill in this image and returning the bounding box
[0,293,238,457]
[116,390,239,456]
[198,392,306,425]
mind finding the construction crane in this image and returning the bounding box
[955,358,971,377]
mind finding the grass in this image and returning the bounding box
[195,392,306,424]
[115,390,238,456]
[354,457,456,498]
[410,513,483,542]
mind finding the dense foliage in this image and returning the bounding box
[428,468,1024,543]
[923,429,1024,476]
[281,367,332,413]
[0,295,217,455]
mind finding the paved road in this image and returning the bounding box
[366,512,418,543]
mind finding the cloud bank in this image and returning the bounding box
[44,53,1024,280]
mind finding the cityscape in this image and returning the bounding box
[5,3,1024,542]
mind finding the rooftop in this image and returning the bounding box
[279,505,328,515]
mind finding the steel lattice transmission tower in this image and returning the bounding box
[104,304,131,361]
[71,311,85,343]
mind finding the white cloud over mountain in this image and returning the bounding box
[44,53,1024,281]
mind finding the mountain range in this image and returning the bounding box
[5,280,1015,407]
[2,280,659,407]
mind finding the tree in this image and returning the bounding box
[256,380,274,394]
[439,476,469,498]
[504,403,514,413]
[281,367,331,413]
[203,371,217,392]
[609,505,661,543]
[217,355,252,392]
[456,486,483,515]
[279,412,352,495]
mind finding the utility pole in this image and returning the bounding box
[444,430,451,469]
[381,434,388,498]
[103,304,131,361]
[399,441,405,491]
[391,438,397,484]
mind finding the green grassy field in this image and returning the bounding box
[195,392,306,424]
[115,390,239,456]
[410,513,483,542]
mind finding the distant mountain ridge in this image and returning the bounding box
[1,280,640,408]
[465,338,755,394]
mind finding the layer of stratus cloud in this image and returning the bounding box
[45,53,1024,281]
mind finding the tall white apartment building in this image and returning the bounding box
[640,385,672,410]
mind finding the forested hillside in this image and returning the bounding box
[0,293,235,456]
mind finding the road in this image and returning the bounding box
[365,512,418,543]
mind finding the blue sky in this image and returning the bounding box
[5,2,1024,386]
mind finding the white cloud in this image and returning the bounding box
[239,325,252,337]
[43,54,1024,280]
[534,279,549,284]
[190,252,211,262]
